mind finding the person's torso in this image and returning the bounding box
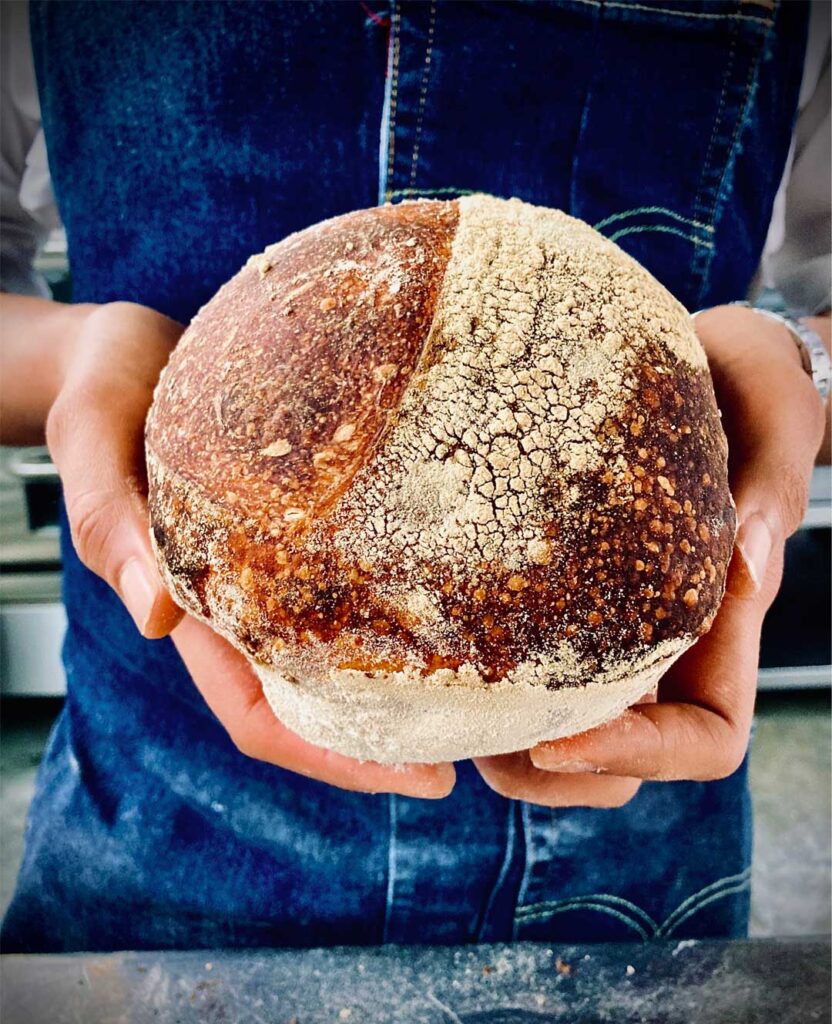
[13,0,806,950]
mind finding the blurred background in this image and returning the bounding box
[1,229,830,937]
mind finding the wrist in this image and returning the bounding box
[692,302,826,461]
[693,303,807,373]
[733,305,831,411]
[0,295,100,446]
[54,302,99,394]
[747,307,831,402]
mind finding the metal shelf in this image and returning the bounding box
[757,665,831,691]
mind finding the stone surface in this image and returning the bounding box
[749,691,831,937]
[2,938,830,1023]
[0,700,58,919]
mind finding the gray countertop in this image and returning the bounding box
[2,937,829,1024]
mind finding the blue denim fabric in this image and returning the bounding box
[3,0,807,952]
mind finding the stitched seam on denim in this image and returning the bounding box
[694,9,771,305]
[391,186,480,197]
[593,207,715,233]
[409,1,437,188]
[657,867,752,936]
[512,802,534,941]
[567,0,603,214]
[516,893,659,931]
[692,16,739,231]
[562,0,772,18]
[382,793,397,943]
[383,3,402,204]
[660,879,752,937]
[476,798,517,942]
[705,29,766,225]
[687,9,740,298]
[515,869,753,938]
[604,1,772,26]
[516,901,652,940]
[565,0,773,25]
[608,224,714,249]
[664,867,752,924]
[376,2,392,204]
[377,2,395,203]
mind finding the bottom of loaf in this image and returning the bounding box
[253,652,682,764]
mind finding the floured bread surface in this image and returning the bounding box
[254,644,681,764]
[146,195,735,763]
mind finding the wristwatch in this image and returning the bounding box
[693,301,831,402]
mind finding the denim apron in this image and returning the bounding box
[3,0,807,952]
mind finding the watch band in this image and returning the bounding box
[692,301,831,402]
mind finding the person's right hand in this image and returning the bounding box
[46,301,186,637]
[46,300,455,799]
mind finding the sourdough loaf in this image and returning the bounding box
[145,196,735,764]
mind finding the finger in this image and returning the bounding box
[173,616,456,799]
[695,305,825,597]
[47,303,184,638]
[475,751,641,808]
[531,548,759,781]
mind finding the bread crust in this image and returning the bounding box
[254,652,677,764]
[146,196,735,763]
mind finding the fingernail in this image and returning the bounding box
[398,764,456,799]
[530,752,598,773]
[736,514,773,592]
[119,558,158,634]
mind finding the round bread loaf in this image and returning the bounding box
[146,195,735,764]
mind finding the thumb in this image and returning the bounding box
[46,303,184,638]
[695,305,825,604]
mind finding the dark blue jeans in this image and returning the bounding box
[3,0,807,951]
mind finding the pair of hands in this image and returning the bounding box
[44,300,826,806]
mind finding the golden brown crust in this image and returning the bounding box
[146,197,735,711]
[147,201,458,523]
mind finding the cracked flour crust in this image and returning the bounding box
[146,195,735,763]
[332,195,705,578]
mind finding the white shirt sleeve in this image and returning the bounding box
[761,0,831,315]
[0,0,60,297]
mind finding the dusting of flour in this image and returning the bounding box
[332,195,704,576]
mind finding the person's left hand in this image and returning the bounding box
[474,304,826,807]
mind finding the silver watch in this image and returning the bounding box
[693,301,831,402]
